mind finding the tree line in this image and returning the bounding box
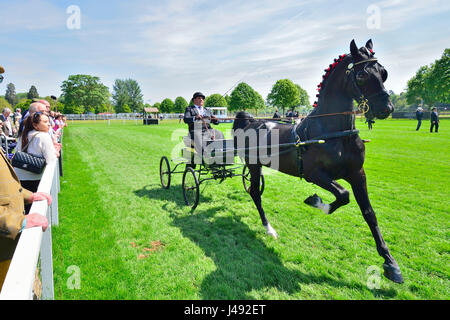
[392,48,449,111]
[1,75,311,115]
[2,48,446,114]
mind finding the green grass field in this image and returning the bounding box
[52,118,449,300]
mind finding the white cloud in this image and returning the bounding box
[0,0,65,31]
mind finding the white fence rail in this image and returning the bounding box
[0,159,60,300]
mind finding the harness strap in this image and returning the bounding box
[312,129,359,140]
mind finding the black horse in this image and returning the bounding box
[232,39,403,284]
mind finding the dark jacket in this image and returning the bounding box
[416,110,424,120]
[431,111,439,123]
[273,112,281,119]
[183,105,219,134]
[1,149,33,261]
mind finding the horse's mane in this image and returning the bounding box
[312,54,348,108]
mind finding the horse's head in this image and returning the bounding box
[347,39,393,120]
[232,111,255,131]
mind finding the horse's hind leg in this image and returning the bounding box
[347,168,404,284]
[248,164,278,238]
[304,169,350,214]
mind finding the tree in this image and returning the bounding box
[122,104,132,113]
[253,91,265,116]
[5,83,17,106]
[295,84,311,111]
[428,48,450,104]
[61,74,110,114]
[267,79,300,115]
[153,102,161,112]
[112,79,144,113]
[205,93,228,108]
[174,96,188,113]
[13,98,33,113]
[0,97,11,110]
[160,98,174,113]
[406,49,450,108]
[390,92,409,111]
[27,85,39,100]
[406,66,432,107]
[229,82,258,112]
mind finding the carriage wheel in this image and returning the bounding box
[159,156,171,189]
[182,167,200,210]
[242,165,265,195]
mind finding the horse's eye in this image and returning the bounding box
[356,70,369,86]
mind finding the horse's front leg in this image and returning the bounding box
[304,169,350,214]
[347,168,404,284]
[248,164,278,238]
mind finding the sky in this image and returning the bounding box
[1,0,449,106]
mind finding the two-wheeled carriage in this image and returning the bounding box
[159,136,264,210]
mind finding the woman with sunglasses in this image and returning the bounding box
[15,112,57,214]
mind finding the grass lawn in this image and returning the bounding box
[52,118,449,300]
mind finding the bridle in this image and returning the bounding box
[345,57,388,116]
[305,56,386,120]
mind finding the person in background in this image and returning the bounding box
[15,112,57,214]
[415,107,424,131]
[13,108,22,134]
[272,109,281,119]
[1,108,15,137]
[430,107,439,133]
[365,118,375,130]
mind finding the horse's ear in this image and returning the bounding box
[365,39,373,51]
[350,39,359,57]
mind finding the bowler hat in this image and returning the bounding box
[193,92,205,99]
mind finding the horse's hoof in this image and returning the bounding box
[265,224,278,239]
[304,194,320,206]
[383,263,404,284]
[304,194,330,214]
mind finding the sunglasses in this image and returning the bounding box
[33,111,45,120]
[0,75,3,84]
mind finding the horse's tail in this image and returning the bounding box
[232,111,254,131]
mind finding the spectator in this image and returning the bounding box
[18,102,47,137]
[430,107,439,133]
[13,108,22,133]
[415,107,424,131]
[1,108,16,137]
[272,109,281,119]
[1,65,51,292]
[15,113,57,214]
[365,118,375,130]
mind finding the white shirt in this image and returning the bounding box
[194,104,205,116]
[15,130,57,181]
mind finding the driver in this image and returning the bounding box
[183,92,224,155]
